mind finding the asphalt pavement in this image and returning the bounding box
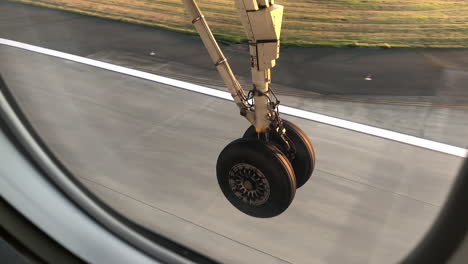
[1,45,465,264]
[2,0,468,149]
[2,1,468,101]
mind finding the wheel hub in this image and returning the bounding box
[228,163,270,206]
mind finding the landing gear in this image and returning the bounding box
[182,0,316,217]
[216,138,296,218]
[243,119,315,188]
[216,119,315,218]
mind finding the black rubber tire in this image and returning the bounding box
[216,138,296,218]
[243,119,315,188]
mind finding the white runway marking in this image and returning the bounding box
[1,38,467,158]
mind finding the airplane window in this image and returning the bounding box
[1,0,467,263]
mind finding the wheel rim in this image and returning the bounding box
[228,163,270,206]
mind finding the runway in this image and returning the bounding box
[3,1,468,149]
[1,44,465,263]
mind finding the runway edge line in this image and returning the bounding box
[1,38,466,158]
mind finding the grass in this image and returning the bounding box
[8,0,468,48]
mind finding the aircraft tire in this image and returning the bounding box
[216,138,296,218]
[243,119,315,188]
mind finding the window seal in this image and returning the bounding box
[0,75,218,264]
[400,158,468,263]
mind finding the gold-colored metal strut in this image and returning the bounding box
[180,0,283,131]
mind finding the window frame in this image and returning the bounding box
[0,75,217,264]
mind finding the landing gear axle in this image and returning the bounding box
[243,119,315,188]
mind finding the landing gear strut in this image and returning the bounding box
[181,0,316,217]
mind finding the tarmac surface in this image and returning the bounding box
[1,45,465,264]
[2,1,468,101]
[1,1,468,149]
